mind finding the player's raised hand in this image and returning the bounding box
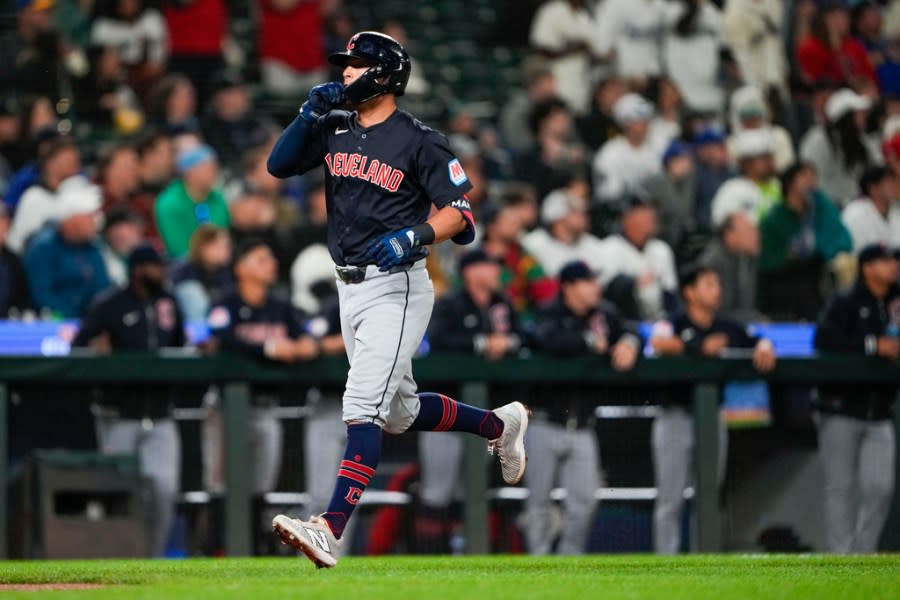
[299,82,345,121]
[365,228,420,271]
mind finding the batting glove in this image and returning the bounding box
[299,82,345,121]
[366,222,437,271]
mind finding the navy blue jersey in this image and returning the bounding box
[670,311,759,354]
[207,291,305,359]
[286,109,473,265]
[74,287,186,350]
[663,310,760,406]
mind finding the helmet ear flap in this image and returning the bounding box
[343,64,392,106]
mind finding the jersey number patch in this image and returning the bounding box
[448,158,468,186]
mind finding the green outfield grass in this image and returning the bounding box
[0,555,898,599]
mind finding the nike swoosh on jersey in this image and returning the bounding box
[335,128,349,135]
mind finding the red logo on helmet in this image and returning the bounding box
[347,34,358,51]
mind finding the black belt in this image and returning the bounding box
[335,262,415,285]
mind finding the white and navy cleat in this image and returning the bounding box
[488,401,529,485]
[272,514,339,569]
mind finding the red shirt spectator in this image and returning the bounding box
[164,0,227,56]
[796,2,877,89]
[163,0,228,103]
[797,35,877,88]
[258,0,325,74]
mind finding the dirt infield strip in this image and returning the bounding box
[0,583,107,591]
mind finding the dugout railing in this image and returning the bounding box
[0,353,898,557]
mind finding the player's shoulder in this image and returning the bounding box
[393,110,449,143]
[90,286,127,311]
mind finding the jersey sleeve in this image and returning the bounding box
[415,131,476,244]
[72,294,112,346]
[268,112,334,177]
[415,131,474,208]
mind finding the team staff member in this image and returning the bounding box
[206,239,320,496]
[529,260,641,555]
[814,243,899,554]
[649,264,776,554]
[419,249,523,552]
[73,244,187,557]
[267,31,527,568]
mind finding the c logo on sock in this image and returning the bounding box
[345,487,363,505]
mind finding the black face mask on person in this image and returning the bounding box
[132,265,165,296]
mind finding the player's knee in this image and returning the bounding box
[383,413,415,435]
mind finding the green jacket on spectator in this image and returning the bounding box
[155,179,229,259]
[759,190,852,271]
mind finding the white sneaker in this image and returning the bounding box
[488,401,529,484]
[272,514,339,568]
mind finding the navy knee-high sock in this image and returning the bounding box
[321,423,381,539]
[407,392,504,439]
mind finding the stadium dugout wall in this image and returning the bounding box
[0,354,898,557]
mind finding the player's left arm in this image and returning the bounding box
[426,198,474,244]
[366,131,475,270]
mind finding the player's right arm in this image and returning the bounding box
[267,82,344,178]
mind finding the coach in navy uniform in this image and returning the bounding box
[418,249,523,552]
[528,260,641,555]
[205,239,320,497]
[649,264,776,554]
[814,243,899,553]
[74,243,187,556]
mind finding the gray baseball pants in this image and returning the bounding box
[652,405,727,555]
[337,260,432,432]
[94,417,180,556]
[816,413,896,553]
[524,417,600,555]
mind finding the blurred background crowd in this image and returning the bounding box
[1,0,899,559]
[0,0,898,326]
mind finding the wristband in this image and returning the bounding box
[411,223,436,246]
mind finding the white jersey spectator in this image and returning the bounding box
[596,199,677,320]
[596,0,668,82]
[521,188,606,277]
[842,166,900,253]
[90,6,168,68]
[711,128,780,227]
[593,94,662,203]
[529,0,603,115]
[727,85,795,173]
[722,0,788,100]
[8,175,100,255]
[663,0,726,115]
[800,89,882,208]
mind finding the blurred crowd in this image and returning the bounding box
[0,0,898,328]
[0,0,898,557]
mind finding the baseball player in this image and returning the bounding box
[528,260,641,554]
[205,239,320,496]
[73,244,186,556]
[418,249,524,552]
[649,264,776,554]
[266,31,528,568]
[813,243,899,553]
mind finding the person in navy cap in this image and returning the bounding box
[74,242,190,557]
[416,248,524,552]
[526,259,641,555]
[814,242,899,553]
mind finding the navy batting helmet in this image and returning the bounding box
[328,31,411,106]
